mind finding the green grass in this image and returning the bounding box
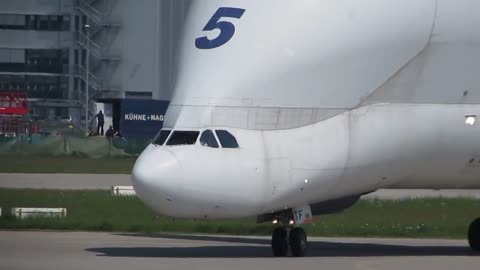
[0,189,267,234]
[0,155,136,174]
[1,189,479,238]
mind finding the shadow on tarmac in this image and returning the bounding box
[85,233,477,258]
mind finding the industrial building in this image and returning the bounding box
[0,0,190,134]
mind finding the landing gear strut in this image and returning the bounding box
[468,217,480,251]
[271,226,307,257]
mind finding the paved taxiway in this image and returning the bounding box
[1,173,480,199]
[1,231,478,270]
[0,173,130,190]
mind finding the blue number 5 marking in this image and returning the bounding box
[195,7,246,49]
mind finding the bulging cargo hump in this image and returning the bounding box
[167,0,436,129]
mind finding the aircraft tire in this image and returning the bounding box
[468,217,480,251]
[271,227,289,257]
[289,227,307,257]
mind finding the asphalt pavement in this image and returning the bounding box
[0,173,130,190]
[0,231,478,270]
[1,173,480,199]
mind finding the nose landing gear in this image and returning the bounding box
[272,215,307,257]
[271,226,307,257]
[262,205,312,257]
[468,217,480,251]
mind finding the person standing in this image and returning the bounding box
[96,110,105,136]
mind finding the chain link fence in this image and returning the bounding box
[0,134,151,158]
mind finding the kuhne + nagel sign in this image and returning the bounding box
[120,99,169,139]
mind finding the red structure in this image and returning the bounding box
[0,92,35,136]
[0,92,28,115]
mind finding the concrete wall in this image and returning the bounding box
[104,0,190,100]
[0,0,74,15]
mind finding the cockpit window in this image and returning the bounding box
[215,130,239,148]
[166,131,200,146]
[153,129,171,146]
[199,130,219,148]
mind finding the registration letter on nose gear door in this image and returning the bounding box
[292,205,313,225]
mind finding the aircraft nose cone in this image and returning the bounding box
[131,146,182,212]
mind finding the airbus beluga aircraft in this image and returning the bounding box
[132,0,480,256]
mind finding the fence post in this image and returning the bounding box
[108,138,112,157]
[63,135,70,154]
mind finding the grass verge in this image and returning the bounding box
[0,155,136,174]
[0,189,479,238]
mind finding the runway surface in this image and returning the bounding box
[0,231,478,270]
[0,173,130,190]
[1,173,480,199]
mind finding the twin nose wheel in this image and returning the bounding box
[469,217,480,251]
[271,227,307,257]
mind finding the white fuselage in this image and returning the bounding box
[132,0,480,219]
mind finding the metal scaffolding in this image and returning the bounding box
[75,0,121,134]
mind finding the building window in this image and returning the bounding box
[0,75,68,99]
[62,16,71,31]
[26,15,35,30]
[25,49,69,74]
[48,15,59,30]
[0,15,25,30]
[38,15,49,30]
[74,16,80,32]
[0,49,25,72]
[0,14,71,31]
